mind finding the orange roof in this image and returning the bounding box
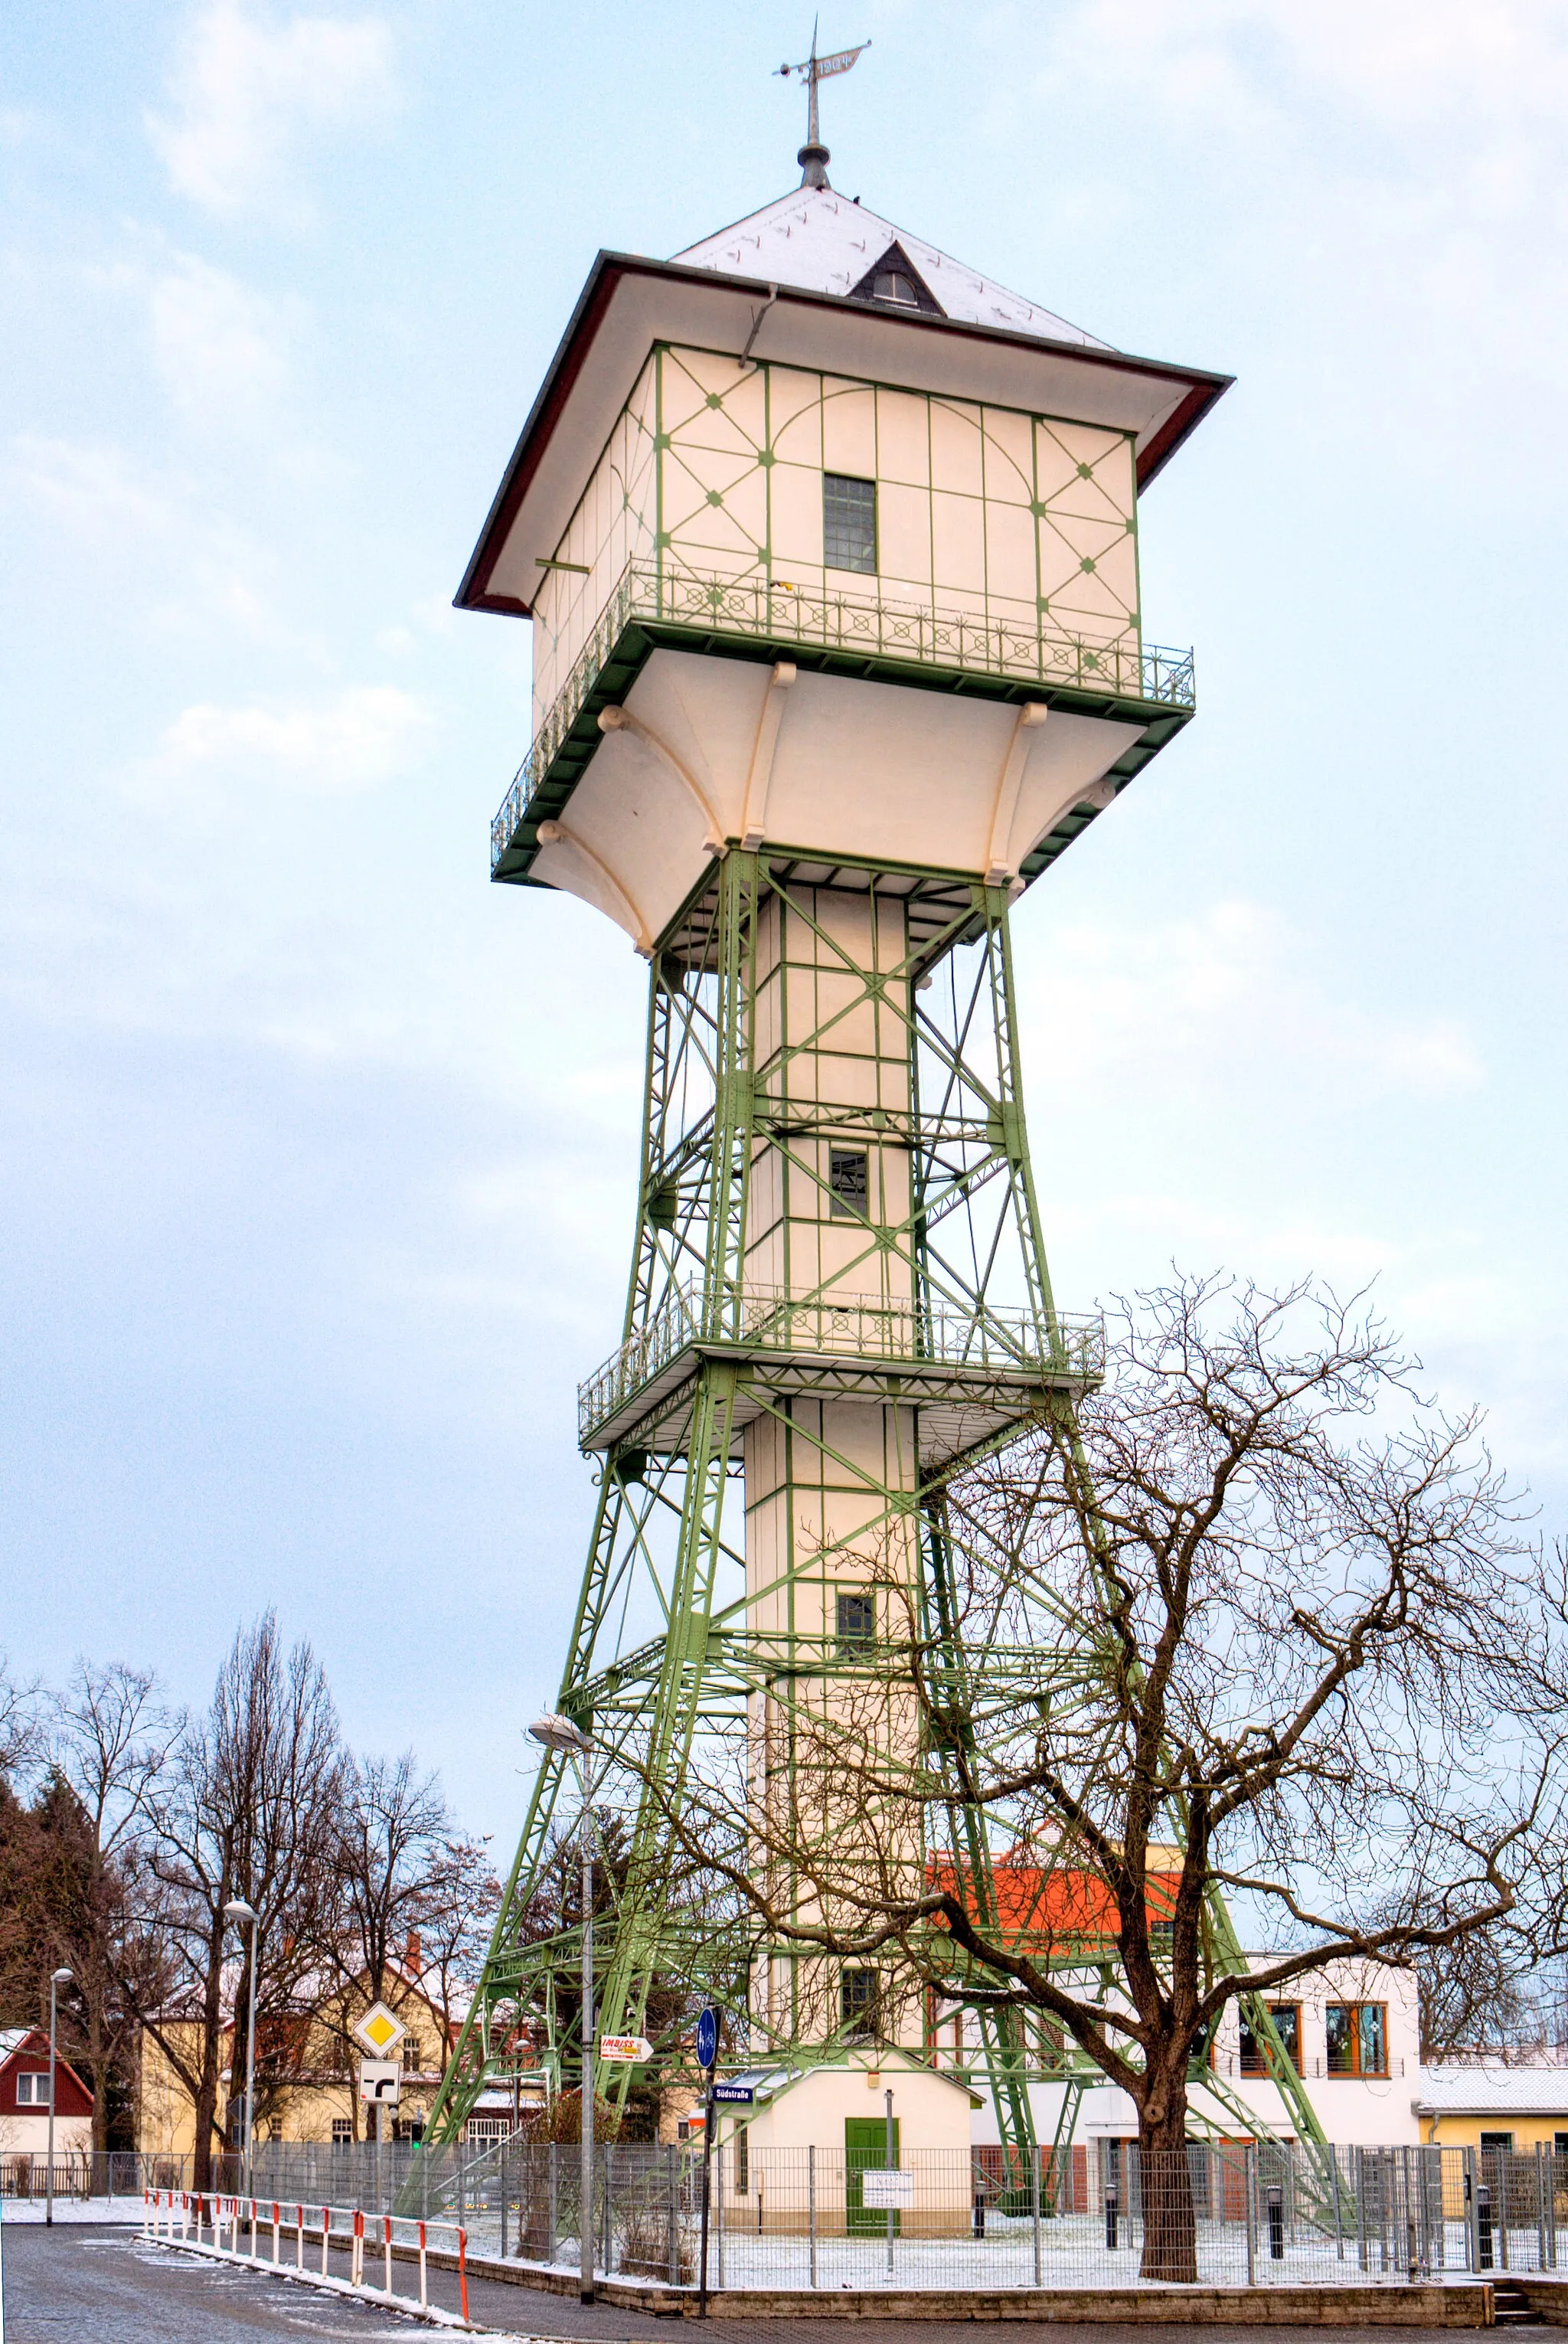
[927,1858,1181,1946]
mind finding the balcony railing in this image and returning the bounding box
[492,560,1195,872]
[577,1279,1105,1443]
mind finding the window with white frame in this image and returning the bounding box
[15,2072,50,2106]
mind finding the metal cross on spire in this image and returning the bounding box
[776,20,870,188]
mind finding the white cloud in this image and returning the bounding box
[145,685,430,792]
[149,253,295,432]
[1023,899,1481,1103]
[147,1,397,221]
[7,435,276,637]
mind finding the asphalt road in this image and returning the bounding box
[0,2227,1544,2344]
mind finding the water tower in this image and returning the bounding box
[424,71,1267,2154]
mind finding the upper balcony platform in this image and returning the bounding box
[491,560,1194,892]
[578,1280,1105,1473]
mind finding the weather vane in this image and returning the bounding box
[776,19,870,188]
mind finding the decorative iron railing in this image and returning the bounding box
[577,1279,1105,1442]
[492,561,1195,872]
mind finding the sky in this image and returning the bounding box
[2,0,1566,1856]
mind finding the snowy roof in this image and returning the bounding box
[0,2028,37,2063]
[1416,2065,1568,2117]
[673,186,1109,352]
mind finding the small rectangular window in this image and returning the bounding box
[735,2123,750,2195]
[828,1147,868,1218]
[1325,2002,1387,2076]
[837,1590,876,1651]
[1240,2002,1301,2076]
[331,2117,353,2146]
[841,1966,880,2039]
[1480,2131,1515,2153]
[1555,2133,1568,2159]
[824,473,876,574]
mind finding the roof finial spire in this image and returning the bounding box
[776,21,870,190]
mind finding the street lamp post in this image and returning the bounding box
[46,1966,72,2228]
[223,1900,260,2198]
[529,1714,596,2305]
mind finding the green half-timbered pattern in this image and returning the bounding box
[530,345,1144,741]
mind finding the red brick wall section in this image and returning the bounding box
[0,2030,93,2118]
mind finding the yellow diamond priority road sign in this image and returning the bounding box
[351,2001,407,2059]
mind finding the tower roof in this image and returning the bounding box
[672,185,1108,352]
[457,192,1230,620]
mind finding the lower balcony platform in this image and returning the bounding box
[578,1286,1103,1473]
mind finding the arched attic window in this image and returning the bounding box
[847,241,944,318]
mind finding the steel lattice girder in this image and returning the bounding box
[421,848,1325,2175]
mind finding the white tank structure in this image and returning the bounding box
[423,167,1235,2151]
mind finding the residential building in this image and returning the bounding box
[138,1952,518,2153]
[1415,2063,1568,2153]
[0,2027,93,2165]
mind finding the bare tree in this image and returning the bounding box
[44,1662,178,2146]
[308,1752,456,2136]
[413,1831,501,2073]
[130,1616,346,2185]
[655,1276,1568,2281]
[0,1653,42,1782]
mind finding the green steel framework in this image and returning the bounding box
[424,626,1328,2172]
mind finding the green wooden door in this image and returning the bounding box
[845,2116,902,2236]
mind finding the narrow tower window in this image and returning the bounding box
[837,1589,876,1651]
[828,1147,869,1218]
[823,473,877,574]
[841,1966,880,2038]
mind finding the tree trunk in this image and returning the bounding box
[1137,2075,1197,2284]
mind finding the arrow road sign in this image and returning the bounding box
[597,2033,654,2064]
[695,2008,718,2070]
[358,2059,401,2105]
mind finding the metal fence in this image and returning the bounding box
[30,2137,1568,2289]
[390,2140,1568,2291]
[1,2149,194,2202]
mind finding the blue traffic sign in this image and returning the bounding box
[695,2006,718,2070]
[711,2082,753,2104]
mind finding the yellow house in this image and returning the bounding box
[1416,2063,1568,2154]
[139,1956,466,2153]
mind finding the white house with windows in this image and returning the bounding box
[957,1956,1420,2150]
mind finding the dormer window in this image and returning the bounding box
[847,240,944,318]
[872,269,921,306]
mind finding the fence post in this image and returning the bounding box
[716,2133,724,2290]
[1329,2146,1344,2264]
[1031,2142,1041,2288]
[1500,2153,1511,2271]
[501,2143,508,2260]
[1537,2146,1556,2269]
[665,2144,677,2287]
[808,2143,817,2290]
[1540,2144,1550,2274]
[603,2141,613,2279]
[1245,2146,1256,2287]
[547,2140,557,2265]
